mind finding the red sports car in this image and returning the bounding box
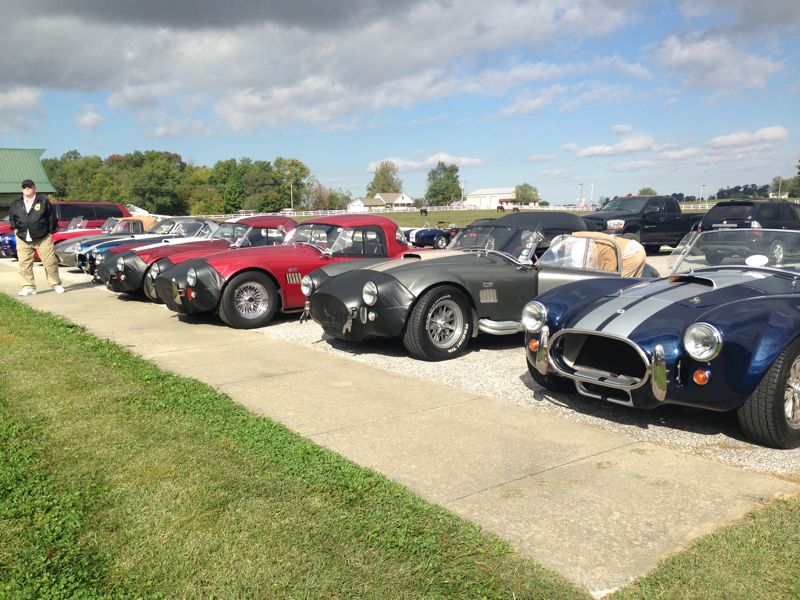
[102,215,297,300]
[153,214,413,329]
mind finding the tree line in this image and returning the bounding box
[43,150,353,215]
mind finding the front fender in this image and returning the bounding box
[700,296,800,397]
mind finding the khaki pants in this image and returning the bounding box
[16,234,62,290]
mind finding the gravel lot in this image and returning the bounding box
[258,251,800,478]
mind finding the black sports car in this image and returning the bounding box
[301,212,658,361]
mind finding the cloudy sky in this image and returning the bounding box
[1,0,798,203]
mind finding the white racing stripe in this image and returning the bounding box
[574,272,760,337]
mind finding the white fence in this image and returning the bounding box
[201,201,725,221]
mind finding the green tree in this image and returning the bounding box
[274,157,311,209]
[126,151,186,214]
[366,161,402,198]
[638,187,657,195]
[515,183,540,205]
[425,162,461,206]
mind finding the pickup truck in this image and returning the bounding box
[581,195,699,253]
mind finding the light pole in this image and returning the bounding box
[578,183,584,206]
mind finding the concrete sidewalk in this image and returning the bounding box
[1,260,797,597]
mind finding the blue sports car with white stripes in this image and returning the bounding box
[522,228,800,448]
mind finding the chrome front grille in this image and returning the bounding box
[548,329,652,405]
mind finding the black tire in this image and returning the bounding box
[402,286,472,361]
[623,230,641,242]
[768,239,786,265]
[143,264,163,303]
[219,271,279,329]
[527,359,574,393]
[433,235,448,249]
[737,338,800,449]
[644,244,661,255]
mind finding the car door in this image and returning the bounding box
[641,197,668,242]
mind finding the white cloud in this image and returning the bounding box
[708,126,789,148]
[366,153,484,173]
[610,124,633,135]
[565,133,656,157]
[540,168,573,180]
[527,154,556,162]
[0,87,43,134]
[651,34,782,88]
[75,105,105,130]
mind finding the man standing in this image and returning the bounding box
[9,179,64,295]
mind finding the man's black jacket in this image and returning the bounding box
[9,194,58,241]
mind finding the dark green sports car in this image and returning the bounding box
[301,212,659,361]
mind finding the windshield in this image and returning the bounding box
[670,229,800,274]
[538,234,621,272]
[173,220,215,237]
[65,217,89,230]
[147,219,178,234]
[112,220,145,234]
[211,222,251,242]
[601,197,649,212]
[284,223,385,256]
[450,224,541,256]
[100,217,118,232]
[284,223,343,248]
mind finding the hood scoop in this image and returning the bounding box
[401,249,463,261]
[668,274,715,288]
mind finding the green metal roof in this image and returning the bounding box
[0,148,56,194]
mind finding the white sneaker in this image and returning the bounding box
[18,287,37,296]
[54,285,66,294]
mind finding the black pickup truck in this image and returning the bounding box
[581,195,699,253]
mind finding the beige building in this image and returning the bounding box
[465,187,516,210]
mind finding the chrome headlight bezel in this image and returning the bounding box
[683,323,723,362]
[606,219,625,230]
[149,261,161,279]
[300,275,314,297]
[362,281,378,306]
[521,301,548,333]
[116,256,125,272]
[186,267,197,287]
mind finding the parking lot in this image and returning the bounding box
[257,249,800,477]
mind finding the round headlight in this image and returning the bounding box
[116,256,125,271]
[521,301,548,332]
[683,323,722,361]
[150,261,161,278]
[300,275,314,297]
[186,268,197,287]
[362,281,378,306]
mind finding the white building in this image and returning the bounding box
[374,192,414,209]
[348,192,415,212]
[465,187,516,210]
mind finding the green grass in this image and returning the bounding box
[612,498,800,599]
[3,294,799,599]
[0,295,586,599]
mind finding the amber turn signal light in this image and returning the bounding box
[692,370,710,385]
[528,339,540,352]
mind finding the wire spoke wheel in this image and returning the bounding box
[233,282,270,319]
